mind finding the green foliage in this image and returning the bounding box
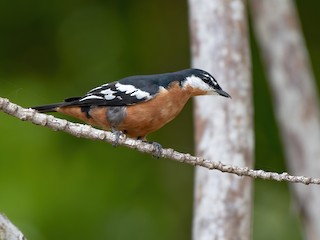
[0,0,319,239]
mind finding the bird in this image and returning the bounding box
[31,68,230,154]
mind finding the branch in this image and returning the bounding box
[0,213,26,240]
[1,97,320,185]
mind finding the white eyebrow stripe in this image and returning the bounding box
[212,79,218,85]
[203,73,218,85]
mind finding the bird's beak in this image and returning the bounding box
[216,89,231,98]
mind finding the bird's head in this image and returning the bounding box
[181,68,231,98]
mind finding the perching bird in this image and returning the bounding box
[32,68,230,147]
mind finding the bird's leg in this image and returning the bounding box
[111,128,126,147]
[150,141,163,158]
[139,137,162,158]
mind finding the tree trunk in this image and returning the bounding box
[250,1,320,239]
[188,0,254,239]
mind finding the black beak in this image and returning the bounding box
[216,89,231,98]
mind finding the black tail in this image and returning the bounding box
[31,103,64,113]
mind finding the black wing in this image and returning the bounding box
[62,75,167,107]
[32,70,189,112]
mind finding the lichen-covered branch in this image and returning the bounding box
[1,97,320,185]
[0,213,26,240]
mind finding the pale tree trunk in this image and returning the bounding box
[188,0,254,239]
[250,1,320,239]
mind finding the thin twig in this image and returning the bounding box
[0,97,319,185]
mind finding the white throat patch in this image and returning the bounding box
[183,75,213,93]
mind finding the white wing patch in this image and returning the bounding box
[80,95,104,101]
[101,88,117,100]
[130,89,151,99]
[115,83,151,100]
[79,82,153,105]
[115,83,136,94]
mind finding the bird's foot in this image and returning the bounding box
[111,130,126,147]
[148,141,163,158]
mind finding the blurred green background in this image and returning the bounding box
[0,0,319,239]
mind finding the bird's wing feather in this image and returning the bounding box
[62,76,163,107]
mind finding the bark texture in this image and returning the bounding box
[0,214,26,240]
[1,97,319,184]
[251,1,320,239]
[189,0,254,239]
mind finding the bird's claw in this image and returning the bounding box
[112,130,126,147]
[150,141,163,158]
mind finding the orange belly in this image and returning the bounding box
[119,84,192,138]
[119,97,189,138]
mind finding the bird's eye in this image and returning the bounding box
[201,75,215,86]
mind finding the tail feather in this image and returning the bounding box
[31,103,64,113]
[31,97,83,113]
